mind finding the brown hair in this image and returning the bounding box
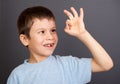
[17,6,55,38]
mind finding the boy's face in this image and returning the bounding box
[27,18,58,59]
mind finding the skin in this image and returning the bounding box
[20,7,113,72]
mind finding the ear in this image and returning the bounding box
[19,34,29,46]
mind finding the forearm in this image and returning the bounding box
[77,31,113,72]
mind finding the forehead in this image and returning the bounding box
[31,18,56,29]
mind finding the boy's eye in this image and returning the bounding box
[51,29,56,32]
[41,31,45,33]
[38,31,45,34]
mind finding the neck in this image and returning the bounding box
[28,54,49,63]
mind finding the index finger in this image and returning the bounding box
[70,7,78,18]
[64,9,73,20]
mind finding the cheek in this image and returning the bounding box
[55,35,58,42]
[37,37,44,44]
[31,36,44,45]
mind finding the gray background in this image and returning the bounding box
[0,0,120,84]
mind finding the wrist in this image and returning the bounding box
[77,30,90,39]
[77,30,94,43]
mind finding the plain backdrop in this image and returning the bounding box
[0,0,120,84]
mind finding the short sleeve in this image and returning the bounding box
[66,56,92,84]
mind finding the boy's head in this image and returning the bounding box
[17,6,58,59]
[17,6,55,38]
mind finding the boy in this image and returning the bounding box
[7,6,113,84]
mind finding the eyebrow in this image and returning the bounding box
[36,26,56,31]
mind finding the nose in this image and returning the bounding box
[46,32,54,40]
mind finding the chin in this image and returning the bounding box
[43,49,55,56]
[45,52,53,56]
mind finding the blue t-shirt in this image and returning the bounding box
[7,55,92,84]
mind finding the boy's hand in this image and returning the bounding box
[64,7,86,37]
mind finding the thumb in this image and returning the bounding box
[64,20,70,33]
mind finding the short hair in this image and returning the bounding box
[17,6,55,38]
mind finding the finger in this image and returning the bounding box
[64,9,73,20]
[64,20,70,32]
[79,8,84,20]
[70,7,78,18]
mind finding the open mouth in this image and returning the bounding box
[43,43,54,48]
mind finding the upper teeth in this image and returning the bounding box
[44,43,53,47]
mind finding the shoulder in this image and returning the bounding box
[54,55,92,68]
[7,62,27,83]
[55,55,92,63]
[9,60,28,76]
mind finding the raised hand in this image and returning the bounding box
[64,7,86,37]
